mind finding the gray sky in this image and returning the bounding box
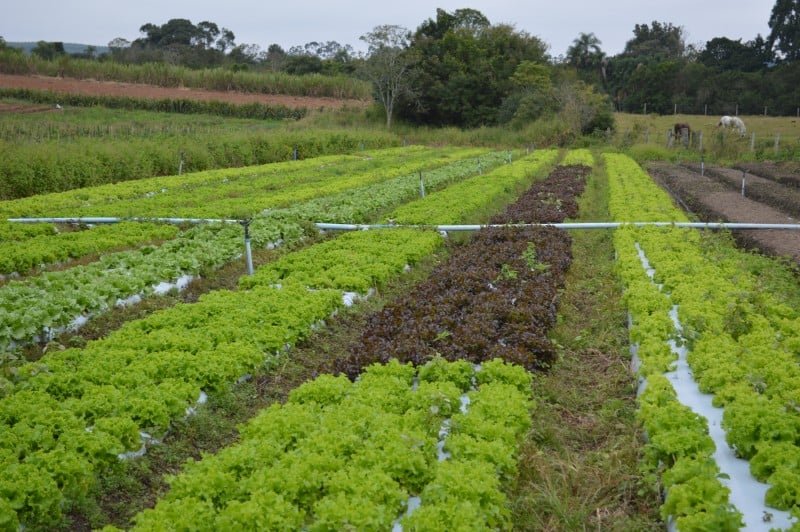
[1,1,776,58]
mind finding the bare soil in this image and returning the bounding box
[0,73,368,110]
[0,100,54,114]
[649,162,800,262]
[683,163,800,219]
[734,161,800,189]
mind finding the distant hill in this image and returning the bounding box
[7,42,110,56]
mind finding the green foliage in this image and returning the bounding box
[0,120,401,199]
[0,222,178,275]
[0,87,305,120]
[607,152,800,526]
[128,359,534,530]
[389,150,557,224]
[399,8,548,127]
[0,149,501,353]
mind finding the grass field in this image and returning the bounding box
[0,99,283,143]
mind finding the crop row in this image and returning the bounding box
[337,160,587,377]
[606,153,800,528]
[0,150,502,352]
[0,150,540,528]
[113,155,575,530]
[0,128,400,199]
[0,222,179,276]
[0,231,445,529]
[0,88,306,121]
[0,147,466,271]
[388,151,556,224]
[123,359,532,531]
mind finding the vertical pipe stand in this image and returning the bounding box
[241,219,254,276]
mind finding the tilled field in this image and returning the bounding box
[648,162,800,261]
[734,160,800,189]
[683,162,800,219]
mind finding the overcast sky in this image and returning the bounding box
[1,1,777,58]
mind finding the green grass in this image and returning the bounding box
[508,157,662,530]
[0,99,282,143]
[614,112,800,163]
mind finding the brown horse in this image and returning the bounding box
[673,122,691,146]
[674,122,691,137]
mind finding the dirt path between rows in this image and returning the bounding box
[0,73,369,110]
[649,162,800,262]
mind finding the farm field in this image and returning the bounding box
[0,148,561,529]
[0,74,365,111]
[0,147,506,356]
[1,143,800,530]
[0,99,400,199]
[648,162,800,261]
[615,112,800,144]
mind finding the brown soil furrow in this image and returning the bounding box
[649,162,800,261]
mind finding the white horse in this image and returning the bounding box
[718,115,746,136]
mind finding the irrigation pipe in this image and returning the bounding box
[315,222,800,231]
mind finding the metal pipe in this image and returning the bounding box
[240,219,254,276]
[315,222,800,232]
[7,217,241,225]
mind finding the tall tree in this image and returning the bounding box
[699,36,770,71]
[566,32,604,69]
[402,8,548,127]
[768,0,800,61]
[31,41,65,60]
[623,21,686,60]
[360,25,415,129]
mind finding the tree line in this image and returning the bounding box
[565,1,800,116]
[2,0,798,130]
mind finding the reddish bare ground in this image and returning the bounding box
[0,74,368,110]
[649,162,800,262]
[0,101,54,114]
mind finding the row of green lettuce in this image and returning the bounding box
[110,150,560,530]
[607,152,800,528]
[0,149,498,352]
[119,358,532,531]
[0,127,400,200]
[0,147,466,274]
[0,147,434,219]
[0,222,178,276]
[0,150,555,529]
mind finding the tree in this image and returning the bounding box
[108,37,131,50]
[195,21,220,49]
[265,44,287,71]
[401,8,549,127]
[31,41,65,60]
[137,19,198,47]
[699,36,769,71]
[623,21,686,60]
[499,61,556,126]
[215,28,235,53]
[566,32,604,69]
[360,25,415,128]
[767,0,800,61]
[228,43,261,65]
